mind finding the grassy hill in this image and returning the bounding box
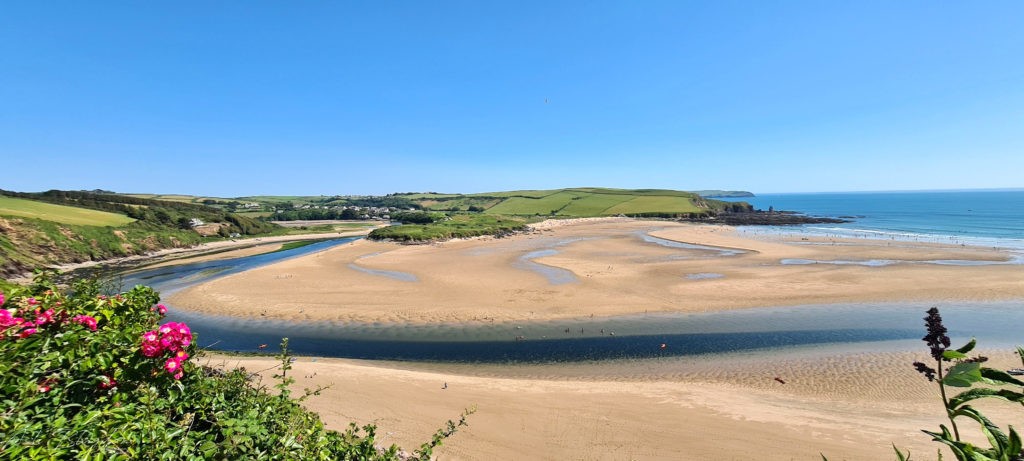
[398,187,737,217]
[0,196,135,226]
[371,188,752,242]
[0,190,286,278]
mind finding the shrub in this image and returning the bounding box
[909,308,1024,461]
[0,273,468,459]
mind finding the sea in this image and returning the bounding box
[722,189,1024,251]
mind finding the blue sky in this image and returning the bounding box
[2,2,1022,197]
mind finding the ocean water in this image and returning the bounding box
[728,189,1024,250]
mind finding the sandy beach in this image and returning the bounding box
[170,218,1024,460]
[169,218,1024,324]
[207,348,1024,460]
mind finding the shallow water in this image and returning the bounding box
[514,249,578,285]
[685,272,725,280]
[165,297,1022,363]
[637,231,745,256]
[347,252,419,281]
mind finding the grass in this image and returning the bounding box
[272,240,323,253]
[603,195,702,214]
[479,189,704,217]
[368,214,527,241]
[0,217,204,277]
[559,194,635,215]
[234,211,273,218]
[471,189,558,198]
[0,196,135,226]
[421,197,501,211]
[484,191,583,215]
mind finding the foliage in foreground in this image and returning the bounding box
[0,274,468,459]
[909,308,1024,461]
[825,308,1024,461]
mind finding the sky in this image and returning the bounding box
[2,1,1023,197]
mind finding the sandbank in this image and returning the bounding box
[169,218,1024,324]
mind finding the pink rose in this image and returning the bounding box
[72,315,98,331]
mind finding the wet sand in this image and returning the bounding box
[169,218,1024,323]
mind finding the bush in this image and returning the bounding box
[0,273,468,459]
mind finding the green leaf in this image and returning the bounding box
[943,362,983,387]
[944,350,968,360]
[923,427,968,459]
[954,406,1009,458]
[979,368,1024,387]
[948,388,1024,410]
[1008,426,1022,459]
[892,443,911,461]
[956,338,977,354]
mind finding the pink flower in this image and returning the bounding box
[19,327,37,338]
[150,304,168,315]
[164,356,183,375]
[0,309,17,328]
[27,298,38,306]
[141,322,194,359]
[0,292,5,306]
[140,330,163,357]
[174,350,189,361]
[34,309,55,326]
[72,315,98,331]
[98,374,117,390]
[160,336,181,352]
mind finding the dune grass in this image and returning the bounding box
[0,196,135,226]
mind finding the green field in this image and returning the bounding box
[234,211,274,218]
[484,191,584,215]
[472,189,558,198]
[0,196,135,226]
[476,188,706,216]
[603,195,702,214]
[123,194,209,203]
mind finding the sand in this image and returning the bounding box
[206,348,1024,460]
[170,218,1024,460]
[169,218,1024,324]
